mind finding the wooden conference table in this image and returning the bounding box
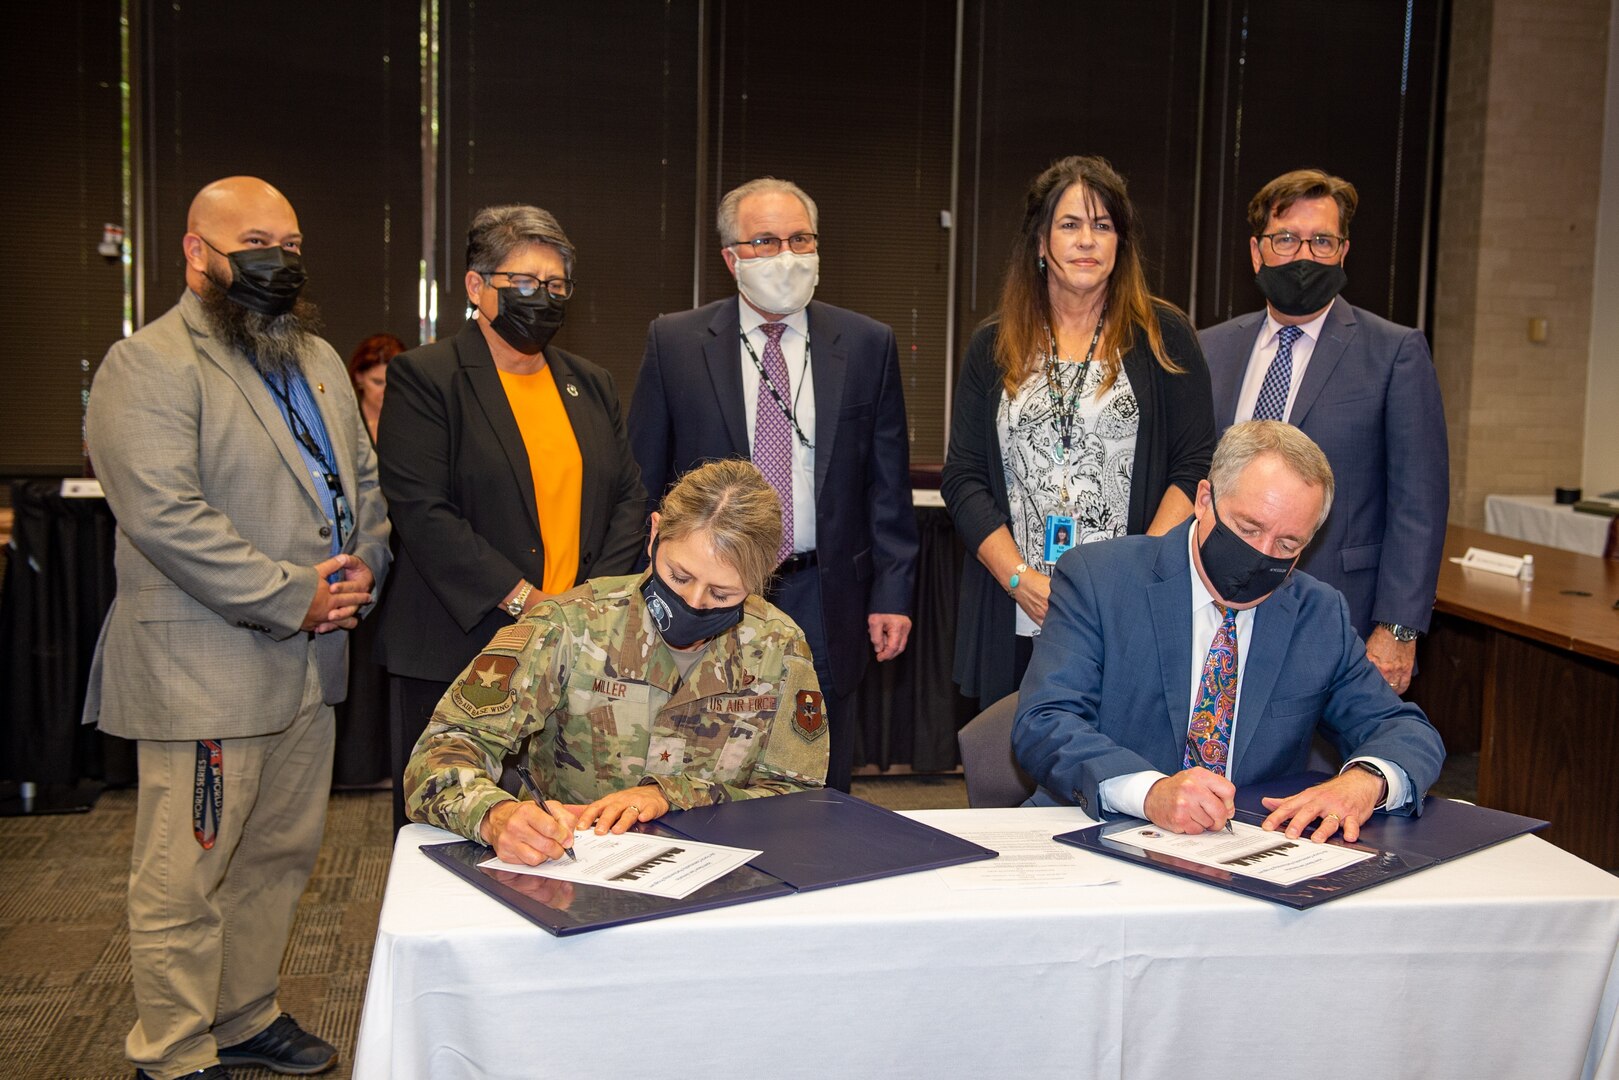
[1411,525,1619,866]
[354,810,1619,1080]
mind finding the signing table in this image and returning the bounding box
[355,809,1619,1080]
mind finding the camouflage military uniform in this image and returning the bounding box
[405,573,829,841]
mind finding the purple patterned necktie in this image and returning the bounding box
[752,322,794,565]
[1251,324,1303,422]
[1184,604,1238,775]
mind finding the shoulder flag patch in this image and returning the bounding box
[487,623,535,653]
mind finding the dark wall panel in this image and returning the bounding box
[0,0,124,475]
[139,1,422,364]
[704,0,958,462]
[956,0,1205,345]
[1195,0,1442,328]
[435,0,700,394]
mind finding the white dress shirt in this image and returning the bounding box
[1097,526,1410,818]
[739,299,817,553]
[1233,302,1335,423]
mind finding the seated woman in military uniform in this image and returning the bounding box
[404,458,828,865]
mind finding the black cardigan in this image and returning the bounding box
[374,321,646,681]
[940,304,1216,703]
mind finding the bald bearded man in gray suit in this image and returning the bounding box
[85,176,390,1079]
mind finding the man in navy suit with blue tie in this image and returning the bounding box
[1199,169,1448,697]
[1014,421,1444,840]
[630,177,919,792]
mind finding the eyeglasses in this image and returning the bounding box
[480,270,575,300]
[1260,231,1346,259]
[728,232,819,259]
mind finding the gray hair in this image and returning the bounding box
[716,177,819,246]
[465,204,576,276]
[1209,420,1336,531]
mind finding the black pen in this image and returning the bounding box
[1186,731,1236,833]
[514,764,577,862]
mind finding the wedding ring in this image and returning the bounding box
[1324,812,1341,820]
[628,804,640,815]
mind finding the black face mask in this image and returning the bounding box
[640,544,745,649]
[1197,494,1299,605]
[486,284,566,355]
[1254,259,1346,318]
[204,238,307,317]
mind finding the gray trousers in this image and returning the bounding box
[125,650,333,1078]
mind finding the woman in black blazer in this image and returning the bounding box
[376,204,645,829]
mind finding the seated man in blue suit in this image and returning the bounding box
[1014,421,1444,842]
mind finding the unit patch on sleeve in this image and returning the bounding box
[451,653,519,717]
[793,689,826,742]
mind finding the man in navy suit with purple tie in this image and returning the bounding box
[629,177,919,793]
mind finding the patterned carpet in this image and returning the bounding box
[0,776,964,1080]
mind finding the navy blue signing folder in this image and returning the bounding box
[422,789,996,935]
[659,788,997,890]
[1056,772,1547,909]
[420,824,794,938]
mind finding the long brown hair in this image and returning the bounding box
[993,155,1183,397]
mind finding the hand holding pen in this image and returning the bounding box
[516,765,577,861]
[478,765,578,865]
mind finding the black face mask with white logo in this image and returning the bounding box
[640,542,744,649]
[1254,259,1346,318]
[1197,493,1298,605]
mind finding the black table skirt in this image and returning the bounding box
[1,479,134,786]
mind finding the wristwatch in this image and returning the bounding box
[1007,562,1030,591]
[1378,622,1420,642]
[1345,760,1389,807]
[505,581,533,619]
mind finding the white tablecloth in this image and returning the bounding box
[1485,493,1613,556]
[355,810,1619,1080]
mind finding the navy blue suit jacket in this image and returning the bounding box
[1199,299,1448,636]
[1013,521,1445,817]
[628,298,919,695]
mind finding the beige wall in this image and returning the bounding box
[1433,0,1612,527]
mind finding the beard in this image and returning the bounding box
[197,269,324,379]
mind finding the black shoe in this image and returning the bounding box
[217,1013,336,1075]
[134,1067,232,1079]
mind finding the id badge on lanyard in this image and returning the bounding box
[1044,513,1077,564]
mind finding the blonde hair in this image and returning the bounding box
[656,460,784,595]
[1210,420,1336,531]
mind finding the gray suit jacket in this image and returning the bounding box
[82,290,391,740]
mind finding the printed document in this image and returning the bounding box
[480,830,760,900]
[1109,820,1374,886]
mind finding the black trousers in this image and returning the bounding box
[389,673,451,832]
[766,563,854,792]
